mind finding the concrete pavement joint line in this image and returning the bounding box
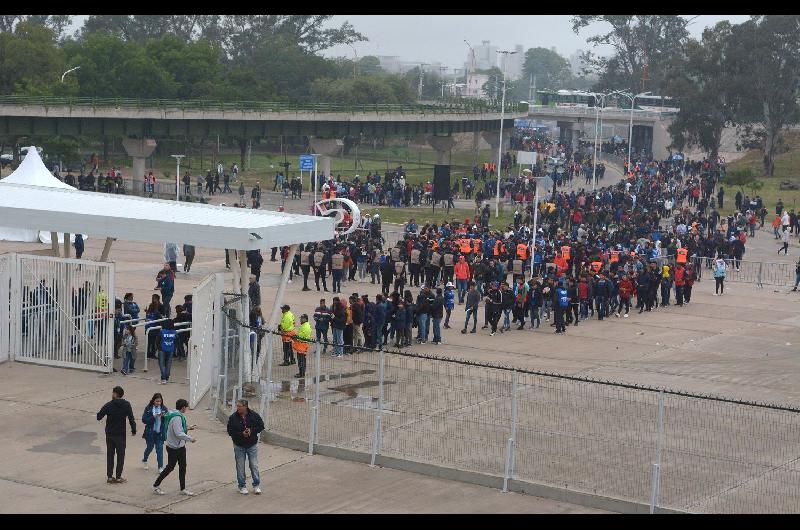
[0,475,153,512]
[40,387,108,406]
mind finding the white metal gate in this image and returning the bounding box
[0,254,11,364]
[189,272,223,409]
[14,254,114,372]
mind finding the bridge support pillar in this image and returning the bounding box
[481,130,511,166]
[309,138,343,181]
[427,135,457,165]
[122,138,157,180]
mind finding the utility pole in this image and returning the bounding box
[418,63,428,99]
[528,73,533,102]
[495,49,518,218]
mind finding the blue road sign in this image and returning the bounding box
[299,155,314,171]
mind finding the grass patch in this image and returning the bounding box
[724,132,800,215]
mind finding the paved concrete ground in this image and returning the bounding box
[0,363,605,514]
[0,175,798,512]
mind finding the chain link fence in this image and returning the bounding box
[207,325,800,514]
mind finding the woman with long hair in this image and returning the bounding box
[142,392,166,472]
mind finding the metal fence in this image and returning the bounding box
[1,253,114,372]
[228,330,800,513]
[682,256,791,287]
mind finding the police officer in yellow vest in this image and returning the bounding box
[292,314,312,378]
[278,304,295,366]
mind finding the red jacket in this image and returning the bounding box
[618,278,635,299]
[454,258,471,280]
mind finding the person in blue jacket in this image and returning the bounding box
[443,282,455,328]
[142,393,166,473]
[158,321,178,385]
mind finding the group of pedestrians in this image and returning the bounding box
[96,386,265,496]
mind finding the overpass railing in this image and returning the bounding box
[0,95,527,115]
[529,105,662,121]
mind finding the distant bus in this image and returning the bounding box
[537,89,600,108]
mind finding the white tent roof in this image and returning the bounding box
[0,146,79,243]
[0,182,334,250]
[1,147,74,189]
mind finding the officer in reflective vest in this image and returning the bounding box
[493,240,505,257]
[393,260,407,293]
[300,244,313,291]
[428,248,442,287]
[331,250,344,293]
[442,250,455,284]
[313,248,328,291]
[410,246,422,287]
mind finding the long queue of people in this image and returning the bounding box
[256,145,768,354]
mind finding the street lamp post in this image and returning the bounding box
[171,154,185,202]
[495,49,518,218]
[60,66,80,83]
[608,90,651,173]
[591,92,612,191]
[528,175,547,277]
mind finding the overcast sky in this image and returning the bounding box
[322,15,753,68]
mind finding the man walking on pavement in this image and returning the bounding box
[226,399,265,495]
[96,386,136,484]
[153,398,196,496]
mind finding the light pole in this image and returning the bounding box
[608,90,651,172]
[171,154,185,202]
[591,92,612,191]
[347,44,358,77]
[464,40,475,91]
[60,66,80,83]
[495,49,518,218]
[418,63,429,99]
[528,175,547,277]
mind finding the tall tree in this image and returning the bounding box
[522,47,572,91]
[728,15,800,176]
[0,15,73,40]
[571,15,690,94]
[0,22,64,95]
[665,21,739,160]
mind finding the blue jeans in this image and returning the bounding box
[417,313,429,341]
[476,280,485,297]
[143,435,164,469]
[234,444,261,489]
[122,349,133,372]
[316,328,329,351]
[457,279,468,303]
[332,328,344,355]
[432,317,442,342]
[159,350,174,381]
[502,308,511,329]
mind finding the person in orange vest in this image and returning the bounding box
[493,239,504,257]
[676,247,688,265]
[590,259,602,274]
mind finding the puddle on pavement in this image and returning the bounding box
[268,369,395,408]
[30,431,101,455]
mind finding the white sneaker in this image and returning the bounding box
[180,489,194,496]
[153,486,165,495]
[253,486,262,495]
[157,467,164,473]
[143,461,149,470]
[239,487,249,495]
[160,380,167,384]
[623,314,629,318]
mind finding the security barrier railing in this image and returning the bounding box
[209,323,800,514]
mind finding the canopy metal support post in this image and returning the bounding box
[254,243,298,381]
[63,233,71,258]
[237,249,252,385]
[99,237,114,262]
[50,232,60,257]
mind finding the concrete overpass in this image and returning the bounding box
[527,105,674,158]
[0,96,528,176]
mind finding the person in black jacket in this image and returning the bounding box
[431,288,445,344]
[96,386,136,484]
[227,399,265,495]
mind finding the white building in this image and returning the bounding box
[569,49,587,77]
[464,72,491,99]
[473,40,498,71]
[500,44,525,80]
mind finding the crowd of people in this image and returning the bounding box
[247,138,800,359]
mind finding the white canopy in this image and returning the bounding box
[0,147,81,244]
[0,182,334,251]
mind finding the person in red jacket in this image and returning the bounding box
[674,264,686,306]
[616,274,635,318]
[454,256,471,304]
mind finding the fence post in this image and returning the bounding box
[314,340,321,445]
[650,390,665,514]
[370,348,386,467]
[757,261,763,288]
[308,342,321,455]
[263,332,274,431]
[503,370,518,492]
